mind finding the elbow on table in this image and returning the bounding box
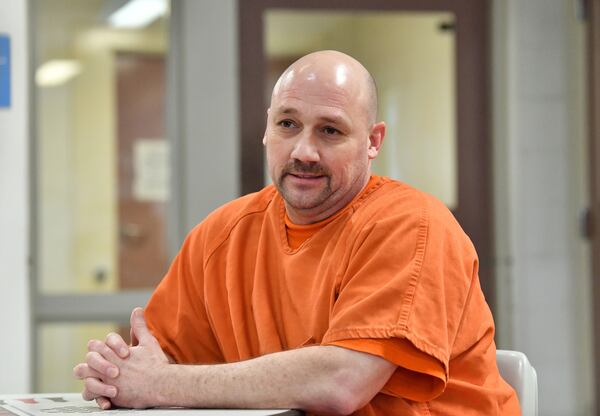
[308,377,372,415]
[307,391,361,416]
[330,390,365,416]
[295,346,392,415]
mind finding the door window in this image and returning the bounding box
[264,10,457,209]
[32,0,170,391]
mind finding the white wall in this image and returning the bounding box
[0,0,30,393]
[493,0,594,414]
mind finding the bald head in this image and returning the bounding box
[271,50,378,126]
[263,50,386,224]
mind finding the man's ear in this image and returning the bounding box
[367,122,386,159]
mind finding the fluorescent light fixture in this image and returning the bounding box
[108,0,168,29]
[36,60,82,87]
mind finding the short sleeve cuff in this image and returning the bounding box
[328,338,447,402]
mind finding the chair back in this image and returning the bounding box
[496,349,538,416]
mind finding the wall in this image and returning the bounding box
[492,0,594,414]
[0,0,30,393]
[173,0,240,234]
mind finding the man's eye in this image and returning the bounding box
[323,126,340,135]
[279,120,295,128]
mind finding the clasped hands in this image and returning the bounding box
[73,307,170,409]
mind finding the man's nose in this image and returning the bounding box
[290,131,320,163]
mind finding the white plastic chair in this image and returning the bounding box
[496,350,538,416]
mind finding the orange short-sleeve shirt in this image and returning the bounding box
[145,176,520,415]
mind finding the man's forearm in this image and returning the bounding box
[77,310,396,414]
[154,345,395,415]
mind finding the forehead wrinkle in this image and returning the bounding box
[276,85,351,109]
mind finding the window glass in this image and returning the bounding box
[38,322,121,393]
[34,0,171,294]
[264,10,457,209]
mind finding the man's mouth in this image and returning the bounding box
[288,172,324,179]
[284,172,327,187]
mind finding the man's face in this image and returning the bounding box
[263,68,380,224]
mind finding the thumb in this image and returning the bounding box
[130,307,155,346]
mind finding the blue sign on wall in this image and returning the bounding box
[0,34,11,108]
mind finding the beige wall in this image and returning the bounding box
[351,14,456,209]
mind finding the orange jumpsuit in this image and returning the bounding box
[145,176,520,415]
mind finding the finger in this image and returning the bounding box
[85,350,119,379]
[88,339,122,363]
[82,387,97,401]
[105,332,130,359]
[130,307,156,346]
[82,386,111,402]
[86,338,102,351]
[73,363,105,380]
[96,397,112,410]
[84,377,117,399]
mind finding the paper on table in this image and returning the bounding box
[0,394,300,416]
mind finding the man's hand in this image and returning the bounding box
[74,307,396,414]
[73,307,169,409]
[73,326,131,409]
[101,307,170,408]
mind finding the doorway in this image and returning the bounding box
[238,0,494,311]
[116,52,169,291]
[31,0,170,392]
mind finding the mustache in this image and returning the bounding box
[282,160,329,176]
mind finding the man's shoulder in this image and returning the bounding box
[359,176,465,235]
[358,177,477,259]
[212,184,278,220]
[363,177,449,218]
[187,184,278,242]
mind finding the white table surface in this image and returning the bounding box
[0,394,302,416]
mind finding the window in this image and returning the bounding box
[32,0,170,390]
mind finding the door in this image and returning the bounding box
[32,0,171,392]
[238,0,494,312]
[116,52,169,291]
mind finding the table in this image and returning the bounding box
[0,394,303,415]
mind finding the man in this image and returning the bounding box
[74,50,520,415]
